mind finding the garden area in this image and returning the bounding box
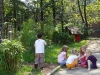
[0,0,100,75]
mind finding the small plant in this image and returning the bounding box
[0,39,25,74]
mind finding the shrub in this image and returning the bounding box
[52,31,75,44]
[21,17,55,49]
[21,18,37,50]
[0,39,25,74]
[52,31,60,44]
[59,32,69,44]
[68,35,75,43]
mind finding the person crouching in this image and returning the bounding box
[66,48,78,69]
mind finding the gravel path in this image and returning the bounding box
[54,40,100,75]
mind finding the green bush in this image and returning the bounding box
[23,50,34,63]
[43,24,55,45]
[52,31,74,44]
[59,32,69,44]
[21,17,55,49]
[68,35,75,43]
[0,39,25,73]
[21,18,37,50]
[52,23,74,44]
[52,31,60,44]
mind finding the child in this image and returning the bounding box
[78,46,87,67]
[58,45,68,65]
[85,50,97,71]
[34,33,47,69]
[66,48,79,69]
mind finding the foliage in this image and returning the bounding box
[52,32,69,44]
[20,17,55,63]
[21,16,55,49]
[5,0,99,37]
[2,0,100,40]
[0,39,25,74]
[21,18,37,50]
[23,50,34,63]
[86,0,100,24]
[52,23,74,44]
[43,18,55,45]
[43,18,55,39]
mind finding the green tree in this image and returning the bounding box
[4,0,28,30]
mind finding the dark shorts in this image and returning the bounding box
[91,64,98,69]
[90,64,93,68]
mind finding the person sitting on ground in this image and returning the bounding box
[66,48,79,69]
[78,46,87,67]
[85,50,98,71]
[58,45,69,65]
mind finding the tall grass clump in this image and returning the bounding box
[0,39,25,74]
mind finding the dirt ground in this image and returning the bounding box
[42,63,58,75]
[25,63,58,75]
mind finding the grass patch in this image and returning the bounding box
[23,50,34,63]
[16,65,32,75]
[16,65,43,75]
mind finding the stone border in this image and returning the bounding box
[46,65,61,75]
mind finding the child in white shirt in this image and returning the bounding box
[66,48,78,69]
[34,33,47,69]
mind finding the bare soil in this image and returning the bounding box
[24,63,58,75]
[42,63,59,75]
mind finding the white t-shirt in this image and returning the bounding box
[34,39,46,53]
[84,53,86,56]
[58,52,66,63]
[66,54,78,64]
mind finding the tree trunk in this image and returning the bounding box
[40,0,44,31]
[77,0,85,23]
[0,0,5,39]
[77,0,88,37]
[84,0,88,36]
[40,0,43,21]
[61,0,64,32]
[35,1,38,22]
[13,0,17,34]
[51,0,56,26]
